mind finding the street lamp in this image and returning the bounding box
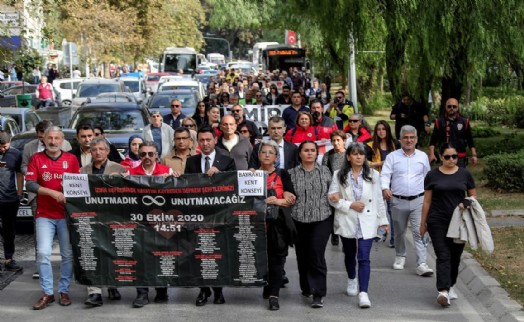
[203,34,232,62]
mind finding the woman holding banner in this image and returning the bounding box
[257,140,297,311]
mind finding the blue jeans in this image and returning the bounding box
[36,217,73,295]
[341,237,374,292]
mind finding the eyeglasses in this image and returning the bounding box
[447,105,458,109]
[260,150,275,155]
[174,136,190,141]
[349,119,360,123]
[171,105,181,108]
[139,151,156,158]
[442,154,458,160]
[183,124,196,128]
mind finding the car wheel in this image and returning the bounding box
[62,99,72,106]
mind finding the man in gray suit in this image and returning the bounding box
[81,137,126,307]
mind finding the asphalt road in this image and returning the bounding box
[0,228,497,322]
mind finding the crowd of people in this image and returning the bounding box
[0,70,485,312]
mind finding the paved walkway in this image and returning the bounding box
[0,232,501,322]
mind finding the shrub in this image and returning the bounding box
[475,132,524,157]
[484,150,524,192]
[462,95,524,127]
[472,127,500,138]
[515,105,524,129]
[366,91,393,115]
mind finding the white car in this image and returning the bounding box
[52,78,88,106]
[157,79,205,100]
[118,76,148,102]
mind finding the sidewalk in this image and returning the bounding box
[0,231,514,322]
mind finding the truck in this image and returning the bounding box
[160,47,198,74]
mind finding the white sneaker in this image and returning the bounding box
[448,286,458,300]
[393,256,405,270]
[437,291,450,307]
[358,292,371,308]
[416,263,434,277]
[346,278,358,296]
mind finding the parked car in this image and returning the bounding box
[157,79,205,101]
[118,76,148,102]
[0,115,21,137]
[84,92,139,106]
[0,81,30,91]
[10,129,78,222]
[144,89,198,117]
[145,72,170,94]
[69,103,150,156]
[0,107,41,132]
[0,85,61,108]
[52,77,88,106]
[71,79,129,110]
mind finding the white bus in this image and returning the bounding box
[207,53,226,65]
[160,47,198,74]
[252,42,279,68]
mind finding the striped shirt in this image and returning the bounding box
[289,163,332,223]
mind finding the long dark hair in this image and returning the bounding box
[371,120,396,155]
[338,142,373,186]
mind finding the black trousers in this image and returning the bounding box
[294,216,333,297]
[0,201,19,260]
[200,287,222,295]
[265,252,285,297]
[427,220,465,291]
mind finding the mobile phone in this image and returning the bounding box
[0,161,7,168]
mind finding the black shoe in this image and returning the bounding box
[85,294,103,307]
[108,288,121,300]
[32,272,39,279]
[213,290,225,304]
[312,296,324,308]
[195,289,211,306]
[154,289,168,303]
[262,286,270,299]
[4,259,23,272]
[331,235,339,246]
[132,294,149,308]
[281,276,289,288]
[268,297,280,311]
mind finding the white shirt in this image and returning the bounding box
[380,148,430,196]
[80,150,93,167]
[73,70,81,78]
[200,150,216,173]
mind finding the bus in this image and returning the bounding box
[252,42,279,68]
[261,45,307,72]
[160,47,198,74]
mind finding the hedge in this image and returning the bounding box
[484,150,524,192]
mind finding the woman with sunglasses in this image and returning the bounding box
[219,92,230,107]
[191,101,207,128]
[266,84,279,105]
[328,142,389,308]
[420,143,476,307]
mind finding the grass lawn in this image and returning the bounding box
[469,227,524,307]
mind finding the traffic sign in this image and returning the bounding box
[63,42,79,65]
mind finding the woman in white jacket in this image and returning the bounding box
[328,142,389,308]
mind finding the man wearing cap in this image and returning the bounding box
[143,111,174,159]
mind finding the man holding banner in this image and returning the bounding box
[26,126,80,310]
[184,126,236,306]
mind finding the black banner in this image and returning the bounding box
[64,171,268,287]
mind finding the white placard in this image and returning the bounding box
[63,173,91,198]
[237,170,265,196]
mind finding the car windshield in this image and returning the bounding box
[78,84,121,97]
[123,81,140,92]
[71,110,145,131]
[149,94,196,109]
[146,76,161,82]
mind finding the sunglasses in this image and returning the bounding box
[231,109,242,113]
[171,104,181,107]
[240,130,250,134]
[442,154,458,160]
[174,136,190,141]
[183,124,196,128]
[349,119,360,123]
[447,105,458,109]
[139,151,156,158]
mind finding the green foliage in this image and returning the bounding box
[475,132,524,157]
[484,150,524,192]
[463,96,524,126]
[365,91,393,115]
[14,48,44,83]
[471,127,500,138]
[515,105,524,129]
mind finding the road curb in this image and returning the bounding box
[459,251,524,322]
